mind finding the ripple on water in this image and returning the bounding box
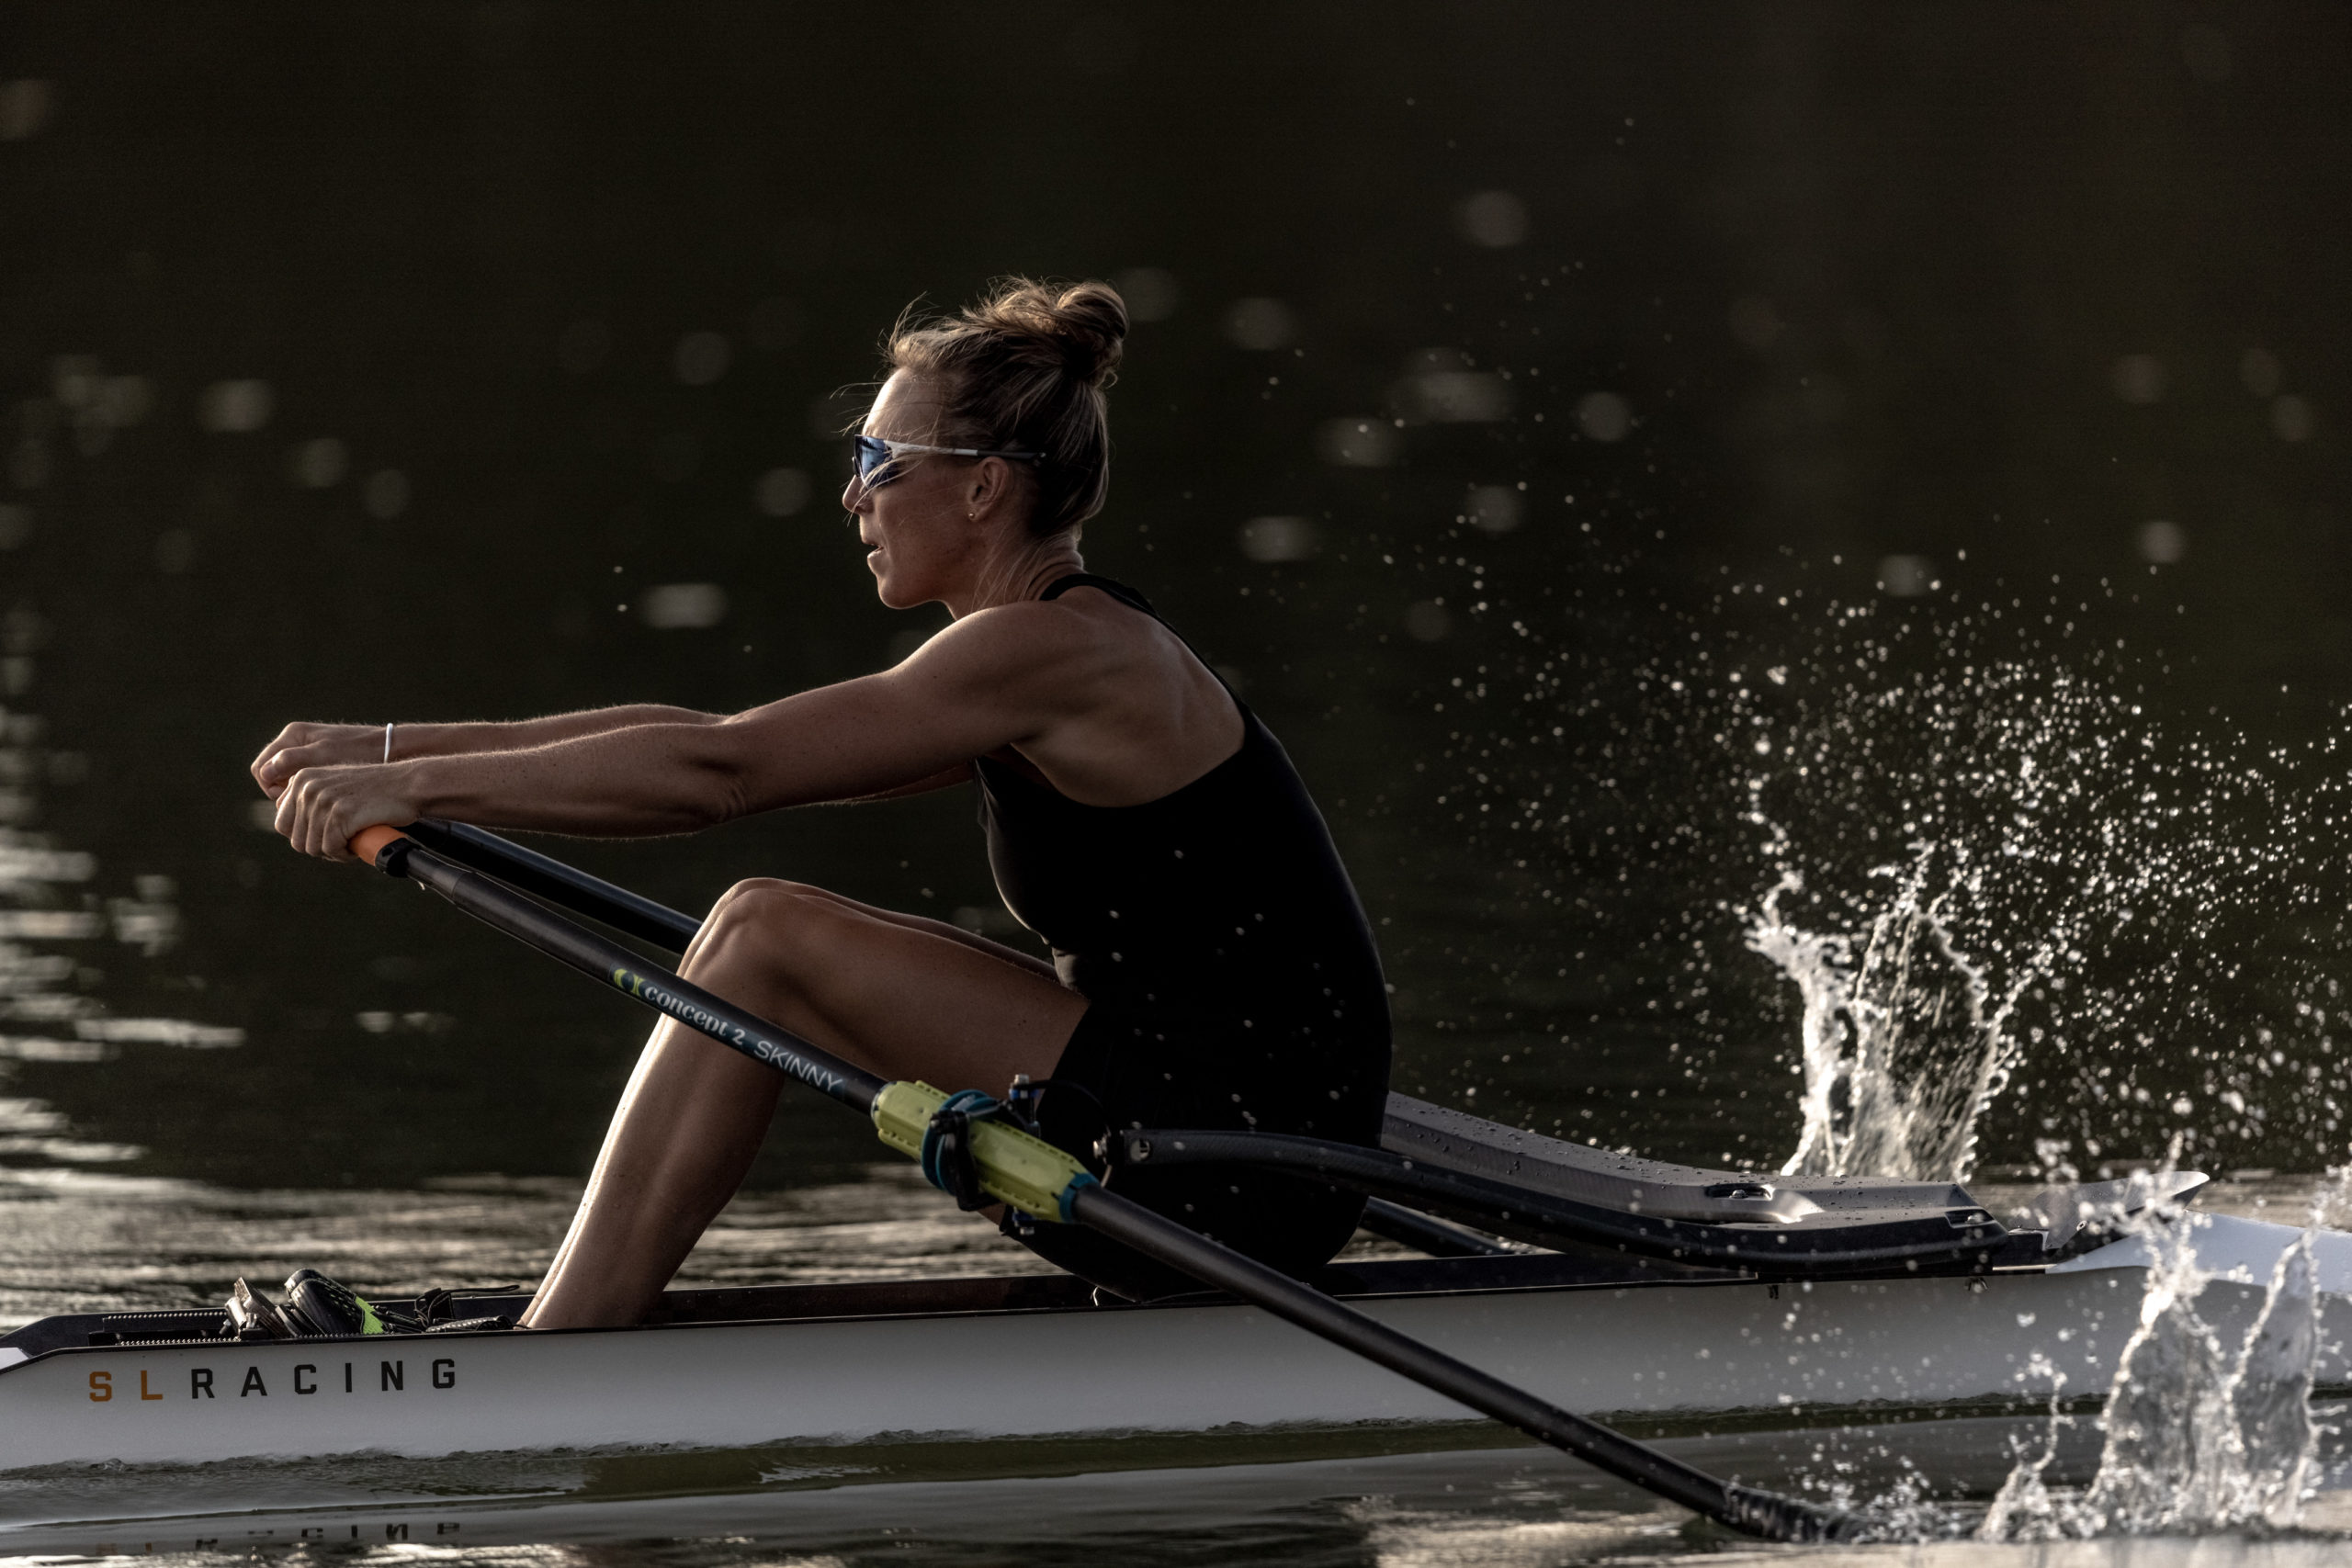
[0,1416,2349,1567]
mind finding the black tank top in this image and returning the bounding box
[973,575,1390,1080]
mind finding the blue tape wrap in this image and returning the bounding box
[1057,1169,1100,1224]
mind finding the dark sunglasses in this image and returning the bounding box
[852,435,1044,489]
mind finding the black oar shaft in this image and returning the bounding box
[401,818,702,953]
[377,835,884,1111]
[1072,1187,1849,1542]
[1358,1197,1516,1258]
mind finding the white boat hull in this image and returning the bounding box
[4,1213,2345,1472]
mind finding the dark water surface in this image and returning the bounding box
[3,5,2352,1562]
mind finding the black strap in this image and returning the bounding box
[1040,572,1157,616]
[922,1089,1004,1212]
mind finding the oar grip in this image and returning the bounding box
[349,824,413,867]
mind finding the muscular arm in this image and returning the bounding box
[390,706,726,758]
[400,679,993,836]
[252,706,723,798]
[272,604,1115,858]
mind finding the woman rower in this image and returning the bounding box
[250,278,1392,1326]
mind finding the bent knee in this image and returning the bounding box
[698,879,862,959]
[708,877,825,922]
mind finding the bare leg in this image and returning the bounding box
[523,880,1086,1329]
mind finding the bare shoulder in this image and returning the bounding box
[898,592,1160,685]
[868,586,1232,795]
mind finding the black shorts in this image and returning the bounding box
[1011,1000,1387,1300]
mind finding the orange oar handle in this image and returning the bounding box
[349,824,413,865]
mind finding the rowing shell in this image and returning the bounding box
[3,1210,2345,1473]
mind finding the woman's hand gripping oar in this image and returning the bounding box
[345,822,1860,1544]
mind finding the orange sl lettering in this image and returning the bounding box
[88,1371,112,1403]
[140,1370,164,1401]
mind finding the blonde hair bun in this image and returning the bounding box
[969,278,1128,389]
[885,276,1130,534]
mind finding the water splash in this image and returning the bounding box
[1713,649,2348,1535]
[1974,1352,2074,1540]
[2080,1213,2313,1531]
[1747,856,2041,1181]
[1979,1172,2331,1540]
[1710,657,2352,1180]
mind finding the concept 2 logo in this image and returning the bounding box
[605,967,845,1092]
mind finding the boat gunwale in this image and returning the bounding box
[0,1250,2131,1375]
